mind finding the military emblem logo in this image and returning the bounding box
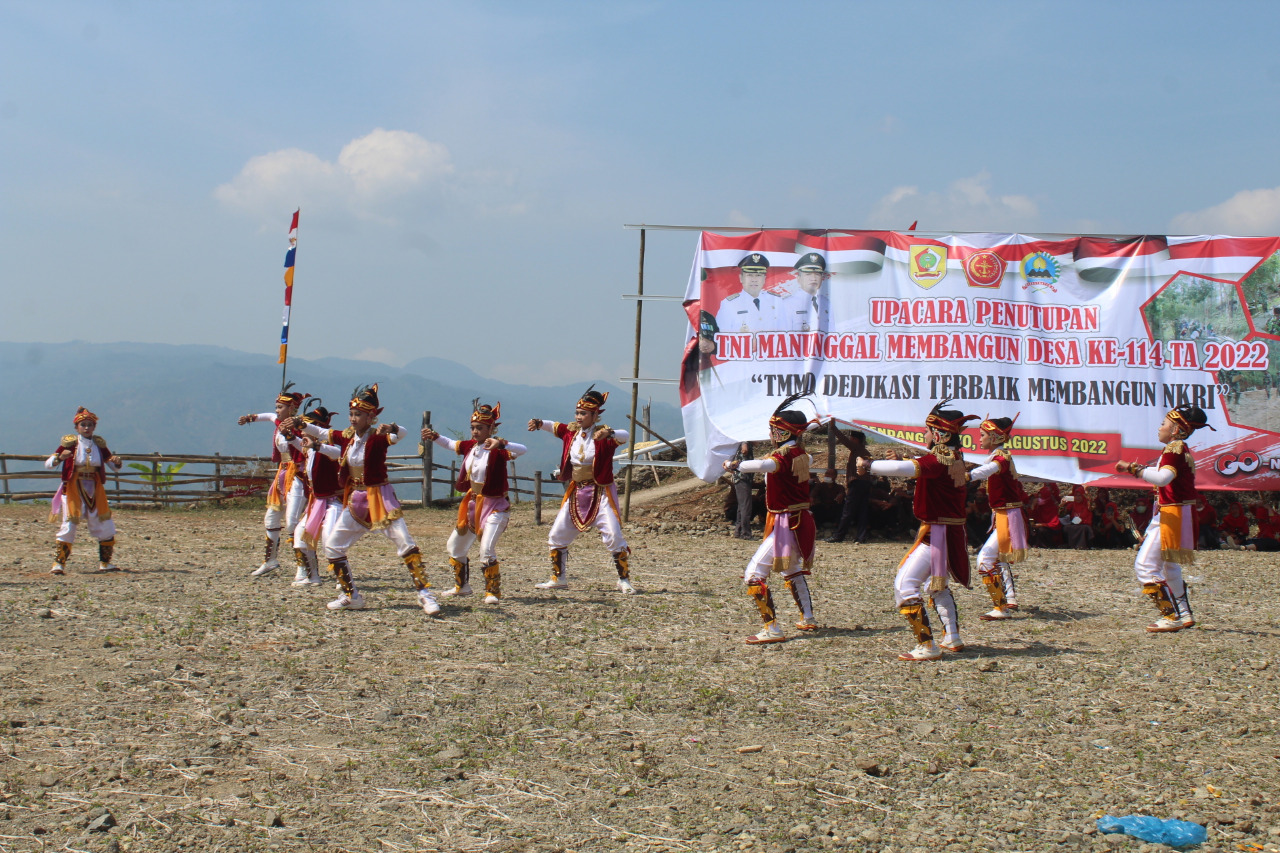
[964,251,1005,288]
[1020,251,1060,292]
[909,245,948,289]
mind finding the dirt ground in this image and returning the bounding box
[3,500,1280,853]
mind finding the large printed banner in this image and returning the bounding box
[679,230,1280,490]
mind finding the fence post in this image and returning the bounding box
[152,454,161,504]
[0,456,8,505]
[534,470,542,525]
[510,459,519,504]
[214,452,223,504]
[449,460,456,501]
[421,410,432,506]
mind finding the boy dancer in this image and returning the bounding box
[237,385,310,578]
[857,401,977,661]
[527,386,635,594]
[290,401,340,587]
[45,407,123,574]
[966,415,1028,620]
[422,400,526,604]
[290,384,439,614]
[1113,405,1211,632]
[721,393,819,644]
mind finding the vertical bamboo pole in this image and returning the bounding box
[623,228,645,522]
[0,456,9,505]
[152,455,160,504]
[510,460,519,504]
[214,452,223,504]
[534,471,543,525]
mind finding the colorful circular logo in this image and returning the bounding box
[1021,251,1060,291]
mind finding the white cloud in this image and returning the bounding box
[1171,187,1280,234]
[214,128,454,223]
[868,171,1038,231]
[351,347,405,367]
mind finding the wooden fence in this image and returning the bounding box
[0,450,569,524]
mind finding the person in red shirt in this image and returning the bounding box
[1028,483,1064,548]
[1242,504,1280,552]
[1221,501,1251,547]
[858,401,977,661]
[423,400,527,604]
[1114,405,1212,632]
[966,415,1029,620]
[44,407,123,574]
[722,393,819,645]
[527,386,634,594]
[1194,497,1220,550]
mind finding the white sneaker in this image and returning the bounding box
[50,563,65,575]
[291,566,310,585]
[305,573,323,586]
[440,584,473,598]
[98,562,118,572]
[979,607,1013,621]
[483,593,500,605]
[940,637,965,653]
[898,642,943,661]
[1146,616,1183,633]
[535,577,569,590]
[251,562,278,578]
[616,578,636,595]
[744,623,787,645]
[418,589,441,615]
[327,591,365,610]
[1180,614,1196,628]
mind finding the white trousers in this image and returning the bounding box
[265,479,308,537]
[325,512,417,560]
[893,542,961,640]
[56,481,116,543]
[1134,516,1186,598]
[293,496,343,554]
[547,488,628,553]
[448,511,510,563]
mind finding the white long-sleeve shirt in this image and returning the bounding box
[45,435,121,471]
[536,420,628,468]
[433,434,526,486]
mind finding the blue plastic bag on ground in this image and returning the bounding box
[1097,814,1207,847]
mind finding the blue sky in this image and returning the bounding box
[5,1,1280,397]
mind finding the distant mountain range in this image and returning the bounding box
[0,342,682,478]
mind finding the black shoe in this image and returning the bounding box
[823,536,845,543]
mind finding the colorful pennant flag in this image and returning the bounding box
[278,209,299,364]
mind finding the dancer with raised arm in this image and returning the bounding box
[857,401,977,661]
[237,384,309,578]
[527,386,635,594]
[721,393,819,644]
[46,407,123,574]
[1113,405,1212,632]
[966,415,1029,620]
[289,384,438,614]
[422,400,526,604]
[290,401,341,587]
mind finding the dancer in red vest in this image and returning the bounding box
[1114,405,1211,632]
[966,415,1029,620]
[237,384,310,578]
[45,407,123,574]
[527,386,635,594]
[858,402,977,661]
[288,384,438,614]
[290,401,341,587]
[721,393,819,644]
[422,400,526,604]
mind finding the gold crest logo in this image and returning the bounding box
[909,245,948,289]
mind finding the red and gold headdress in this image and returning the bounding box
[577,385,608,411]
[73,407,98,425]
[980,412,1020,441]
[276,381,308,408]
[925,399,978,436]
[1166,405,1212,435]
[471,399,501,425]
[301,398,334,427]
[350,383,383,415]
[769,391,817,436]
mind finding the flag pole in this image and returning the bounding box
[279,208,300,393]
